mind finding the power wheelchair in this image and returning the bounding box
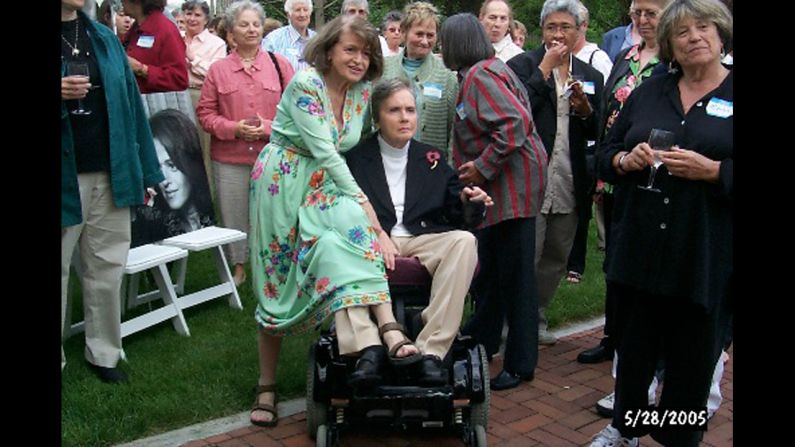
[305,256,490,446]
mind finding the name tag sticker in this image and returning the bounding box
[423,82,443,99]
[456,102,466,120]
[137,35,155,48]
[706,98,733,118]
[582,81,595,95]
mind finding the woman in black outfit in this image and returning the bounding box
[589,1,733,446]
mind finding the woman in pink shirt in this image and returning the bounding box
[197,0,294,287]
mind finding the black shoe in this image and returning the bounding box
[87,362,128,384]
[577,344,613,364]
[418,355,447,386]
[347,345,385,388]
[490,369,533,391]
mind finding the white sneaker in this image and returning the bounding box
[538,328,558,345]
[596,392,614,418]
[589,424,638,447]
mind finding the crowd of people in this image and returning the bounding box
[62,0,733,445]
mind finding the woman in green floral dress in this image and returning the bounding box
[248,16,420,427]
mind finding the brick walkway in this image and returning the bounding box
[181,327,733,446]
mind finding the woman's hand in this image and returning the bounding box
[358,200,397,269]
[62,75,90,100]
[460,185,494,207]
[236,114,266,141]
[377,231,398,271]
[659,147,721,183]
[614,142,655,173]
[127,56,148,77]
[458,161,487,186]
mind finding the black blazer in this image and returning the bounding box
[345,135,484,236]
[507,47,604,219]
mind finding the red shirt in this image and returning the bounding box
[123,10,188,93]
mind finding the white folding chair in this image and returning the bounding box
[159,226,246,313]
[120,244,191,337]
[66,243,191,339]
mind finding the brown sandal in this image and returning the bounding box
[378,322,423,367]
[250,384,278,427]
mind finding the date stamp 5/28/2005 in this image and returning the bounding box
[624,408,709,430]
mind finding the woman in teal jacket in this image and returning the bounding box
[61,0,163,384]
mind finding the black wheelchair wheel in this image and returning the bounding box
[469,344,491,427]
[306,344,328,439]
[474,424,487,446]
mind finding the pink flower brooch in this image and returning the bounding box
[425,150,441,170]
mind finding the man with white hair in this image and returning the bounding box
[261,0,316,72]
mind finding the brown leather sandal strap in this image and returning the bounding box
[256,384,277,394]
[388,339,410,358]
[251,402,278,415]
[378,322,406,338]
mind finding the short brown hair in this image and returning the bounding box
[657,0,732,63]
[304,16,383,81]
[402,2,440,34]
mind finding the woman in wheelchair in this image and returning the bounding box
[345,77,493,387]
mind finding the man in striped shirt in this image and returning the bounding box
[260,0,316,73]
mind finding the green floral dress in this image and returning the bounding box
[249,68,389,336]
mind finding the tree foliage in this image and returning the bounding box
[248,0,630,46]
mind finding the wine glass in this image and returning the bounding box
[243,116,261,151]
[637,128,676,192]
[66,62,92,115]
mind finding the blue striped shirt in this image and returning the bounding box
[260,25,316,73]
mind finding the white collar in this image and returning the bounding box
[377,134,410,157]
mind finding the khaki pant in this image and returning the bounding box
[190,87,214,198]
[213,161,251,265]
[335,230,477,358]
[62,172,130,369]
[534,212,578,326]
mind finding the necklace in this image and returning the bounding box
[62,19,80,56]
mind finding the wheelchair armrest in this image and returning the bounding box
[387,256,432,288]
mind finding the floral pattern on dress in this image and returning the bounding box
[258,233,296,286]
[250,69,388,337]
[296,94,326,119]
[266,147,301,196]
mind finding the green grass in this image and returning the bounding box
[62,217,606,446]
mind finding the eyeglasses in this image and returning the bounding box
[543,23,576,34]
[629,9,660,20]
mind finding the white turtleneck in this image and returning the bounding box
[377,134,411,237]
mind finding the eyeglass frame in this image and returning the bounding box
[629,9,660,20]
[542,23,578,34]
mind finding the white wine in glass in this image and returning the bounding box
[66,62,92,115]
[638,128,675,192]
[243,116,262,151]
